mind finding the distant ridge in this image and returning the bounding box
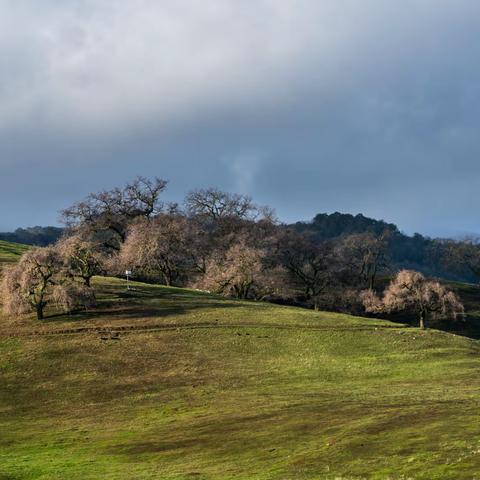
[289,211,473,282]
[0,226,63,246]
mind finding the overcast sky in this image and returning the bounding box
[1,0,480,237]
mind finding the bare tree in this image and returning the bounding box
[337,232,390,289]
[442,238,480,283]
[362,270,464,329]
[56,234,104,287]
[183,189,278,278]
[124,176,168,218]
[0,247,96,320]
[185,187,274,222]
[1,247,61,320]
[120,215,197,286]
[196,238,284,300]
[60,176,167,250]
[274,230,338,310]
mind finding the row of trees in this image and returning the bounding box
[294,212,480,283]
[0,176,466,327]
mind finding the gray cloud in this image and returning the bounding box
[1,0,480,236]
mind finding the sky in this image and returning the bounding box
[1,0,480,237]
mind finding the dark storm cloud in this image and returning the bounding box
[1,0,480,236]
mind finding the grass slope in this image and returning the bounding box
[1,278,480,479]
[0,240,29,266]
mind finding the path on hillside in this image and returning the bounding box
[1,321,410,339]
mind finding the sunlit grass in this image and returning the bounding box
[0,239,30,267]
[1,276,480,479]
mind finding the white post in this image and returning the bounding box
[125,270,132,290]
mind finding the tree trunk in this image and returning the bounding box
[163,273,172,286]
[419,310,426,330]
[36,303,44,320]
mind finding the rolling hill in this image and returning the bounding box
[0,239,30,266]
[1,272,480,479]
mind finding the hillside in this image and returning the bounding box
[1,277,480,479]
[0,240,30,266]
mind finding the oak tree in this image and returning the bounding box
[362,270,464,329]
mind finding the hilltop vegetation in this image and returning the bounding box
[2,277,480,479]
[2,210,479,282]
[292,212,480,282]
[0,178,468,329]
[0,226,63,246]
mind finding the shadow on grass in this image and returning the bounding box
[42,287,249,324]
[436,282,480,340]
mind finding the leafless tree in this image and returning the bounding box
[337,232,390,289]
[442,238,480,283]
[183,189,278,277]
[56,234,104,286]
[1,247,61,319]
[185,187,274,222]
[120,214,198,286]
[362,270,464,329]
[196,238,284,300]
[60,176,167,250]
[273,230,338,310]
[0,247,95,320]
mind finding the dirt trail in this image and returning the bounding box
[1,322,409,338]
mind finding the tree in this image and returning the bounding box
[362,270,464,329]
[1,247,61,320]
[120,215,197,286]
[292,212,399,241]
[275,230,337,310]
[185,187,274,222]
[61,176,167,250]
[442,238,480,283]
[337,232,390,289]
[56,234,104,287]
[197,238,284,300]
[0,247,95,320]
[184,189,277,279]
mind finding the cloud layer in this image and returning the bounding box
[1,0,480,236]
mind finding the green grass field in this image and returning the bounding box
[1,241,480,479]
[0,240,29,266]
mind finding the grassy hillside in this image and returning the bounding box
[1,277,480,479]
[0,239,29,266]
